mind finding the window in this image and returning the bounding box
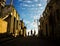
[16,21,18,29]
[46,24,48,36]
[49,6,52,10]
[56,9,60,20]
[49,15,53,25]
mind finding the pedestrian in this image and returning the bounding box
[28,32,29,36]
[31,30,32,35]
[34,30,36,36]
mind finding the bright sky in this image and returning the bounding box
[6,0,47,35]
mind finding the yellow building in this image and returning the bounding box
[0,18,7,34]
[0,4,21,37]
[0,0,26,37]
[23,26,26,37]
[9,6,21,37]
[0,0,8,34]
[20,20,26,37]
[20,20,25,36]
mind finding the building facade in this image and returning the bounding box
[0,18,7,34]
[0,0,6,18]
[20,20,26,37]
[39,0,60,39]
[39,17,44,38]
[0,0,27,37]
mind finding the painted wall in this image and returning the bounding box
[0,19,7,33]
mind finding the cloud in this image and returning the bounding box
[30,15,33,18]
[31,4,35,7]
[29,8,38,11]
[24,4,28,6]
[37,3,42,7]
[24,19,39,35]
[23,0,32,3]
[40,7,43,9]
[27,21,38,29]
[27,1,32,3]
[28,11,41,19]
[23,4,31,7]
[34,0,38,2]
[33,15,40,19]
[23,20,30,24]
[23,4,35,7]
[22,8,25,9]
[24,20,38,29]
[20,3,30,7]
[30,21,38,34]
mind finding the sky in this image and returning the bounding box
[6,0,47,35]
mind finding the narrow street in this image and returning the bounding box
[0,37,57,46]
[0,0,60,46]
